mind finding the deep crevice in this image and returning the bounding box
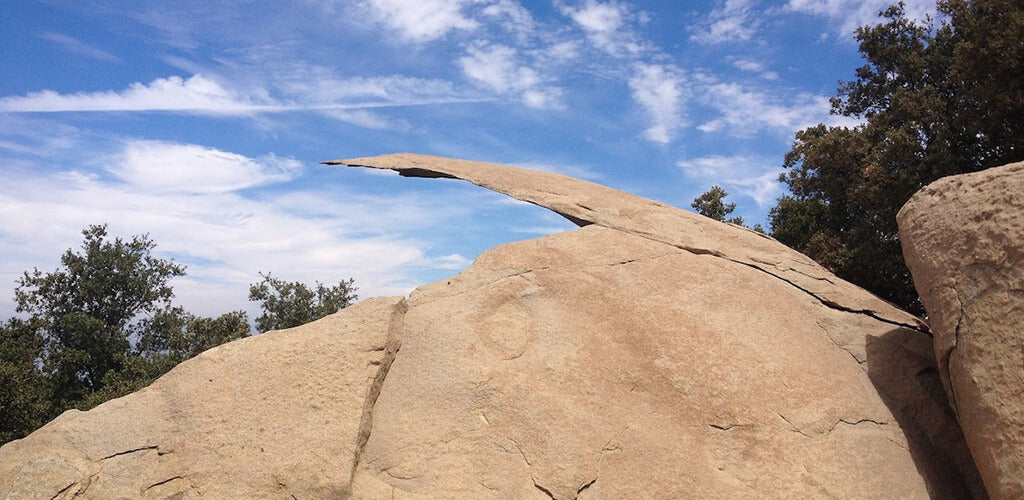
[946,285,965,415]
[347,298,409,493]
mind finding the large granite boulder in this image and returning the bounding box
[0,296,406,499]
[0,154,984,499]
[899,161,1024,500]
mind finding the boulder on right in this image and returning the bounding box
[899,161,1024,500]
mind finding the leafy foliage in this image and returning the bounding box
[0,225,251,444]
[15,225,187,405]
[0,318,51,444]
[692,185,745,225]
[770,0,1024,314]
[692,185,764,232]
[249,273,357,333]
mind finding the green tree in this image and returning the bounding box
[770,0,1024,314]
[249,273,357,333]
[692,185,745,225]
[14,225,186,406]
[2,225,251,444]
[0,318,51,443]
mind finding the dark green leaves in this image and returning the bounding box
[248,272,357,333]
[770,0,1024,315]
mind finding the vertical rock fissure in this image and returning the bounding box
[347,299,409,494]
[946,285,965,416]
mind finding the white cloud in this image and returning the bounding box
[691,0,760,44]
[364,0,478,42]
[481,0,536,35]
[677,155,784,206]
[785,0,937,37]
[0,142,480,320]
[696,81,833,136]
[628,63,687,144]
[432,253,473,270]
[560,0,642,56]
[0,71,486,128]
[110,141,302,194]
[0,75,265,114]
[537,40,581,63]
[459,44,562,109]
[732,59,780,80]
[40,33,121,63]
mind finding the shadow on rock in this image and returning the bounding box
[866,328,987,499]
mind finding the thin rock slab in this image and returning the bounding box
[899,161,1024,500]
[0,296,406,500]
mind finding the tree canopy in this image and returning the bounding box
[769,0,1024,314]
[692,185,745,225]
[0,225,250,443]
[1,225,360,445]
[248,273,357,333]
[14,225,188,405]
[692,185,764,232]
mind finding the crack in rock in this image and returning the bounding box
[348,298,409,493]
[829,418,888,433]
[576,477,597,496]
[144,476,184,491]
[100,445,159,460]
[533,477,557,500]
[48,482,75,500]
[946,284,965,415]
[709,423,753,431]
[729,258,930,335]
[777,413,811,438]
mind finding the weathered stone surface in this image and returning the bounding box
[331,154,982,499]
[0,296,406,499]
[899,161,1024,500]
[0,153,985,499]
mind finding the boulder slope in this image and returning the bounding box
[899,161,1024,500]
[0,153,984,499]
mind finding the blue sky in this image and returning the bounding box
[0,0,937,321]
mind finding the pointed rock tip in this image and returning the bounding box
[321,154,463,179]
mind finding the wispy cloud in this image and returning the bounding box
[690,0,760,44]
[677,154,784,206]
[364,0,478,42]
[559,0,644,57]
[0,73,488,118]
[629,63,687,144]
[785,0,937,37]
[695,80,834,136]
[481,0,536,35]
[731,59,780,80]
[39,32,121,63]
[459,43,563,109]
[0,75,264,114]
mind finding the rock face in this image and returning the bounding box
[899,161,1024,500]
[0,154,984,499]
[0,296,406,499]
